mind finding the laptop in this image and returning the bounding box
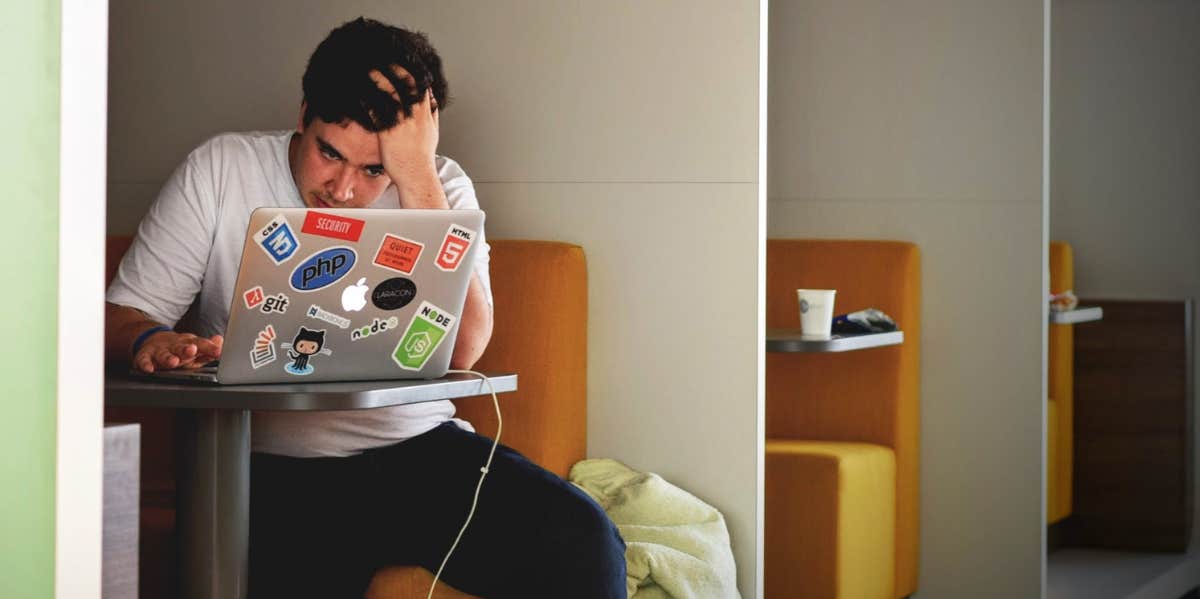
[141,207,485,384]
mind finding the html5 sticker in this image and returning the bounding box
[252,214,300,265]
[301,211,365,242]
[243,286,265,310]
[373,234,424,275]
[435,225,476,272]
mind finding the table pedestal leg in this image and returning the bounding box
[177,409,251,599]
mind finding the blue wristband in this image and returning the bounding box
[131,325,171,358]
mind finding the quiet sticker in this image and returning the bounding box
[435,224,476,272]
[301,211,366,242]
[249,325,277,369]
[373,234,423,275]
[392,301,456,371]
[253,215,300,265]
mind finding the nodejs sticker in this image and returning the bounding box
[392,301,456,371]
[306,304,350,329]
[350,316,400,341]
[282,326,331,376]
[435,224,476,272]
[249,324,277,369]
[290,246,357,292]
[373,234,423,275]
[371,277,417,310]
[301,211,365,242]
[253,214,300,265]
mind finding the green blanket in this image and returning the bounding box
[569,459,742,599]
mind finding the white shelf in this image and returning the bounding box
[766,330,904,353]
[1050,306,1104,324]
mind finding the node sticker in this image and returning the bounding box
[243,286,265,310]
[301,211,365,242]
[306,304,350,329]
[373,234,423,275]
[253,215,300,265]
[392,301,456,371]
[249,325,277,369]
[350,316,400,341]
[435,225,476,272]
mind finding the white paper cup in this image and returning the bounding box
[797,289,837,340]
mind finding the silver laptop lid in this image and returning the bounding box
[217,207,485,384]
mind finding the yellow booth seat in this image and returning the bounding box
[766,240,921,599]
[1047,241,1074,524]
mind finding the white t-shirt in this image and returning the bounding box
[107,130,491,457]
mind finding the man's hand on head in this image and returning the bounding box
[133,331,224,373]
[369,66,448,209]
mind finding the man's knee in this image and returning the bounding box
[544,486,626,595]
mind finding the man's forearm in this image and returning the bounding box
[450,274,493,369]
[105,302,166,366]
[393,164,449,209]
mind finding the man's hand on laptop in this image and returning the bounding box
[133,331,224,373]
[368,66,448,210]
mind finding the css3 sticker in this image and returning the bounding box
[290,246,356,292]
[253,215,300,265]
[435,225,475,272]
[392,301,455,371]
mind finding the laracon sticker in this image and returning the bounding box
[260,292,289,314]
[306,304,350,329]
[350,316,400,341]
[371,277,417,310]
[253,215,300,265]
[373,234,423,275]
[392,301,456,371]
[281,326,331,376]
[289,246,357,292]
[435,224,476,272]
[301,211,365,242]
[249,325,277,369]
[243,286,265,310]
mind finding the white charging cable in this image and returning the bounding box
[427,369,503,599]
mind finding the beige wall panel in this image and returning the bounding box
[480,181,760,594]
[769,0,1043,204]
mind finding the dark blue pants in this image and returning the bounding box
[248,422,626,598]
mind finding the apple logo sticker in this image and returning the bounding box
[341,277,369,312]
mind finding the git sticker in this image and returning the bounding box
[392,301,456,371]
[243,286,265,309]
[373,234,423,275]
[249,325,277,369]
[435,225,476,272]
[253,215,300,265]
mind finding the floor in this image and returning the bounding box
[1048,548,1200,599]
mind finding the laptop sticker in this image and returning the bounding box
[350,316,400,341]
[243,286,265,310]
[253,215,300,265]
[392,301,456,371]
[371,277,417,310]
[249,324,277,369]
[301,211,365,242]
[306,304,351,329]
[290,246,357,292]
[373,234,423,275]
[260,292,290,314]
[435,224,476,272]
[341,278,369,312]
[282,326,331,376]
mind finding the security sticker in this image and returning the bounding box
[350,316,400,341]
[392,301,456,371]
[435,224,476,272]
[281,326,331,376]
[253,215,300,265]
[249,325,277,369]
[373,234,423,275]
[243,286,265,310]
[306,304,350,329]
[301,211,365,242]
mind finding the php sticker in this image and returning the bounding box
[282,326,331,376]
[301,211,365,242]
[371,277,417,310]
[392,301,456,371]
[350,316,400,341]
[243,286,265,310]
[306,304,350,329]
[373,234,423,275]
[253,215,300,265]
[435,225,476,272]
[289,246,357,292]
[249,325,277,369]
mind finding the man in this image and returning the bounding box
[105,17,625,598]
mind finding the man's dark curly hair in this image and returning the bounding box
[302,17,449,132]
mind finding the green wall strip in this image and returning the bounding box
[0,0,60,596]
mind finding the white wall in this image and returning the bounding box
[1050,0,1200,547]
[768,1,1047,597]
[108,1,765,594]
